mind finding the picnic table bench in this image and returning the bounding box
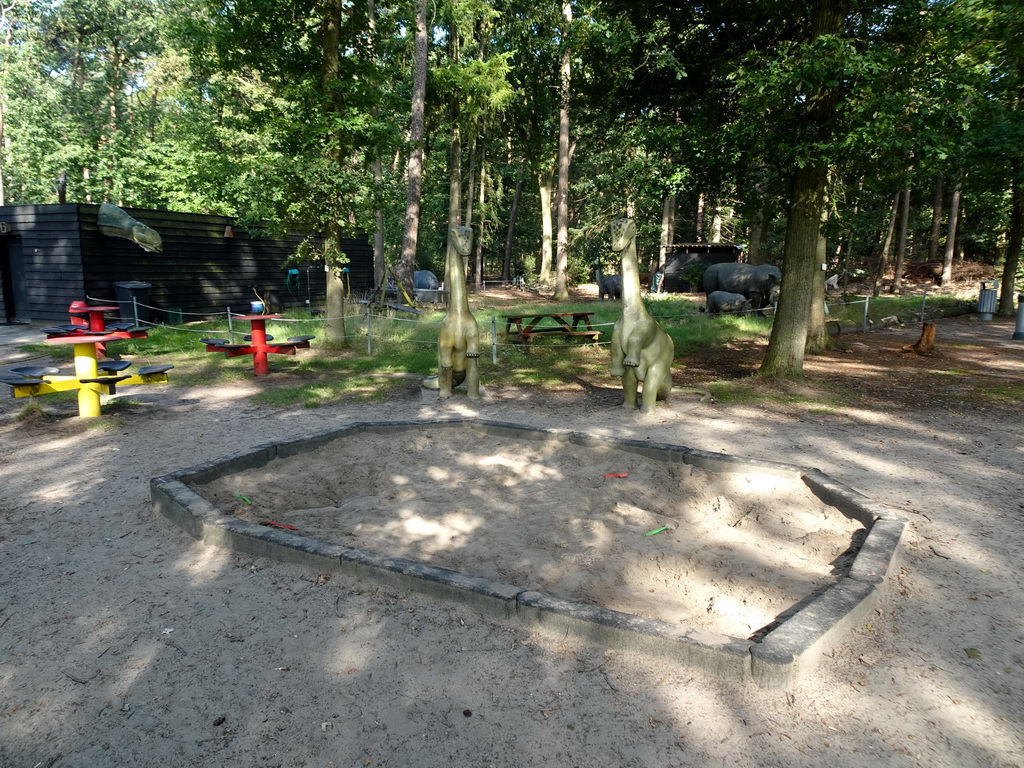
[501,311,602,351]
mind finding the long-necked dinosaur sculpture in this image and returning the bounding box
[437,226,481,399]
[98,203,163,253]
[609,218,675,414]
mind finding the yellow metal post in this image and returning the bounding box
[73,341,102,418]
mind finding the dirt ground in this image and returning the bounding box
[1,311,1022,767]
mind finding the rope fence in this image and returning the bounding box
[85,291,961,361]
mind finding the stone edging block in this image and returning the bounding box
[150,418,905,689]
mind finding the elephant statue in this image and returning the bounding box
[595,265,622,301]
[702,263,781,313]
[98,203,163,253]
[706,290,753,316]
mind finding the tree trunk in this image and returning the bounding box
[892,183,911,294]
[658,193,676,270]
[940,181,961,286]
[999,162,1023,315]
[322,0,347,344]
[538,172,554,287]
[0,90,6,206]
[396,0,428,293]
[711,205,723,243]
[464,131,476,231]
[873,193,899,297]
[806,221,830,354]
[761,163,828,377]
[928,173,944,262]
[902,323,936,354]
[759,0,846,379]
[502,163,524,282]
[553,0,572,302]
[695,192,705,242]
[368,0,385,288]
[747,203,769,265]
[473,148,486,290]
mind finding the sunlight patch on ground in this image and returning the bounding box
[173,544,234,585]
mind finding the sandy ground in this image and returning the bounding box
[194,429,862,639]
[1,314,1023,767]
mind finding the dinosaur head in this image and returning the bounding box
[450,226,473,257]
[131,222,163,253]
[610,218,636,253]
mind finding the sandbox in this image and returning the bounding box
[150,419,905,688]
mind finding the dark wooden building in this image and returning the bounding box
[659,244,743,292]
[0,204,373,324]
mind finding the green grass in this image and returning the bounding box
[824,293,966,329]
[12,293,971,409]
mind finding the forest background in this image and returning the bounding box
[2,0,1023,378]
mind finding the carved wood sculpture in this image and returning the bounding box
[98,203,163,253]
[609,218,675,414]
[437,226,481,399]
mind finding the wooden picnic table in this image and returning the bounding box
[501,311,602,351]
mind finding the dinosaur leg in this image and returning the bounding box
[465,355,480,400]
[621,368,639,410]
[439,367,455,398]
[639,369,667,414]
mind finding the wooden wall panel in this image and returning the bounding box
[0,205,84,322]
[0,204,373,323]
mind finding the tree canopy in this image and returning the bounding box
[3,0,1022,375]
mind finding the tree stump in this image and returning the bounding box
[901,322,936,354]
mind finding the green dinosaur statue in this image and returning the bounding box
[98,203,163,253]
[609,217,675,414]
[437,226,480,400]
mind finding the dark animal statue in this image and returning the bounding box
[706,290,753,316]
[701,263,781,313]
[595,266,622,301]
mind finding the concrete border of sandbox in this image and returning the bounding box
[149,418,905,689]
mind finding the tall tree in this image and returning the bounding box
[396,0,428,293]
[553,0,573,301]
[759,0,847,378]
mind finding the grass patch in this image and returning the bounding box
[17,296,947,408]
[825,293,967,329]
[975,383,1024,403]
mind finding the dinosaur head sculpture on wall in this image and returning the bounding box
[98,203,163,253]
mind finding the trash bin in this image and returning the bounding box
[978,280,998,321]
[113,281,152,325]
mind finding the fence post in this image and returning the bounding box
[491,316,497,364]
[920,291,928,323]
[366,305,372,355]
[227,308,234,339]
[862,296,870,331]
[132,296,140,327]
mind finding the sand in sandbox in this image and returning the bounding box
[192,430,863,638]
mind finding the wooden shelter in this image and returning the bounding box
[0,204,373,323]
